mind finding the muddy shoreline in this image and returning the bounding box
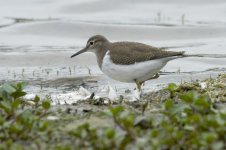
[49,74,226,119]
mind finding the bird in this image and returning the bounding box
[71,35,185,98]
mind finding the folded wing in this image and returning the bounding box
[109,42,185,65]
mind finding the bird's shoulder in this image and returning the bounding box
[109,41,159,53]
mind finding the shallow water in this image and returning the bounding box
[0,0,226,101]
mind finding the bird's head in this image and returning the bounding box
[71,35,109,58]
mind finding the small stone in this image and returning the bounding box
[47,116,59,120]
[200,82,207,89]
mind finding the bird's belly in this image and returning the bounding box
[101,54,169,83]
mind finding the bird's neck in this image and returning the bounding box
[95,44,109,69]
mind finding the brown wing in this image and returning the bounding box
[109,42,185,65]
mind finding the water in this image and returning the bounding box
[0,0,226,101]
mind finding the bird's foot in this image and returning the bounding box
[133,79,144,100]
[132,88,141,100]
[108,83,118,100]
[150,73,160,80]
[135,80,144,91]
[132,87,144,101]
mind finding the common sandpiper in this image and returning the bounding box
[71,35,185,97]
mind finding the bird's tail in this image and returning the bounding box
[182,53,226,58]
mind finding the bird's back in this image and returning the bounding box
[108,42,184,65]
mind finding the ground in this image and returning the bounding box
[1,74,225,149]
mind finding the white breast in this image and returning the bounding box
[101,51,176,83]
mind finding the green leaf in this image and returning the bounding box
[34,95,40,103]
[16,82,27,90]
[189,114,201,123]
[0,116,4,125]
[0,87,3,100]
[42,100,51,110]
[11,91,27,100]
[39,121,49,131]
[0,101,11,113]
[2,83,16,95]
[8,124,23,134]
[110,106,124,117]
[11,99,21,109]
[10,143,23,150]
[151,129,158,137]
[171,103,190,115]
[164,99,173,110]
[105,128,115,139]
[202,132,217,143]
[179,91,197,103]
[194,96,210,109]
[167,83,177,92]
[121,113,134,129]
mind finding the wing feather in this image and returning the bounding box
[109,42,184,65]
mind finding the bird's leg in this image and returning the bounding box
[134,80,144,100]
[135,80,143,92]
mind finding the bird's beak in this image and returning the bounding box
[71,47,88,58]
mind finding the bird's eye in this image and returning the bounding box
[90,41,94,45]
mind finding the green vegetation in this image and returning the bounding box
[0,75,226,150]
